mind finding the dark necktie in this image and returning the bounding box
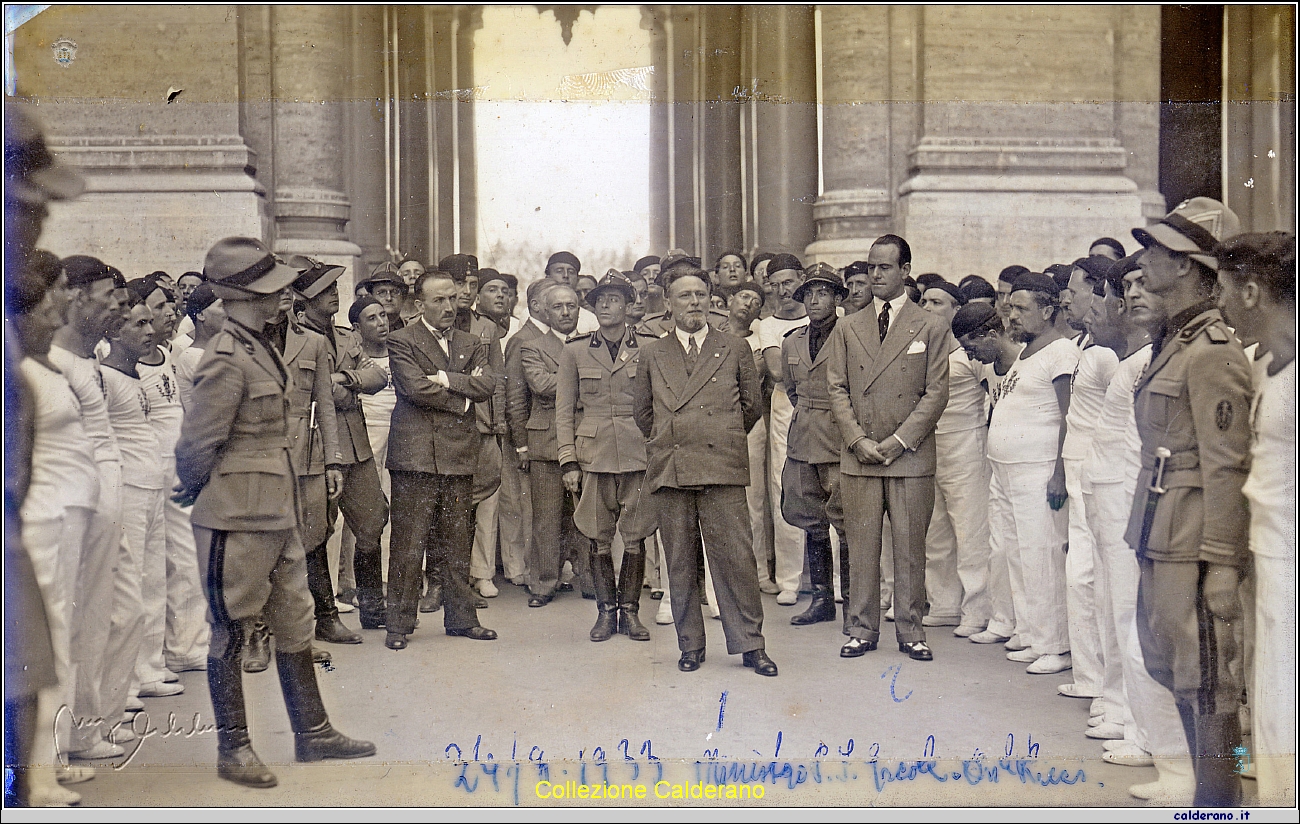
[685,335,700,373]
[878,302,891,343]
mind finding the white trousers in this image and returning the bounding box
[1253,549,1296,805]
[470,488,501,581]
[767,389,804,593]
[497,440,531,581]
[1086,479,1187,758]
[1064,458,1103,695]
[101,490,146,728]
[925,427,992,626]
[124,484,169,687]
[747,415,775,583]
[162,457,209,668]
[987,459,1069,654]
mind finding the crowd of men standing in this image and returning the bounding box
[5,104,1295,809]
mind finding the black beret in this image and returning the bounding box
[1104,252,1143,296]
[1090,237,1126,258]
[766,253,803,275]
[923,280,965,305]
[63,254,125,289]
[546,251,581,273]
[633,255,660,274]
[959,277,997,303]
[184,282,219,322]
[1012,272,1061,300]
[730,281,765,302]
[843,260,871,279]
[998,265,1030,284]
[1073,255,1114,282]
[478,269,518,291]
[348,295,384,326]
[915,273,946,290]
[951,302,999,339]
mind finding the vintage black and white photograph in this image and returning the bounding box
[3,3,1296,813]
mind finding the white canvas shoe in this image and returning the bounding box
[1026,653,1072,675]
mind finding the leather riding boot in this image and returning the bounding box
[1194,712,1243,807]
[589,546,618,642]
[209,622,277,788]
[275,649,377,762]
[792,585,837,626]
[242,619,272,673]
[315,610,362,645]
[304,541,337,619]
[841,588,851,635]
[357,587,385,630]
[617,544,650,641]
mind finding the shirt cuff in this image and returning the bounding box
[892,433,909,451]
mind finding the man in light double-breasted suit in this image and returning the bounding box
[826,235,950,661]
[632,269,778,676]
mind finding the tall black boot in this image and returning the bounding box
[275,648,377,762]
[617,544,650,641]
[1195,712,1243,807]
[209,622,277,788]
[589,545,618,642]
[792,532,836,625]
[357,587,385,630]
[307,543,361,644]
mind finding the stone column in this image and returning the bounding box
[805,5,894,265]
[896,5,1146,278]
[268,5,362,268]
[743,5,817,257]
[1113,5,1165,223]
[14,5,261,276]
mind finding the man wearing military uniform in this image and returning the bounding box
[555,272,658,642]
[296,262,390,633]
[779,267,851,632]
[175,237,374,789]
[1127,199,1252,806]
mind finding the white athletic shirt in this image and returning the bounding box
[19,357,100,520]
[1061,344,1121,461]
[100,363,166,490]
[174,343,206,412]
[137,345,184,458]
[987,336,1079,463]
[1243,355,1295,561]
[936,339,989,435]
[1082,344,1151,490]
[758,314,809,391]
[359,353,397,433]
[49,344,121,466]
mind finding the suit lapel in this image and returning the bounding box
[655,335,690,405]
[410,320,451,371]
[845,308,881,367]
[674,329,728,409]
[863,300,922,390]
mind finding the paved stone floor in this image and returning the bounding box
[56,580,1260,810]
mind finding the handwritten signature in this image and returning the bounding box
[55,705,216,770]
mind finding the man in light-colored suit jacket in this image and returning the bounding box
[826,235,949,661]
[632,269,778,676]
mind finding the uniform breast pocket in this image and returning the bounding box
[293,359,317,405]
[246,381,284,423]
[1144,378,1184,431]
[579,366,603,393]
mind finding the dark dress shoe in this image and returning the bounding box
[243,624,272,673]
[315,616,362,644]
[899,641,934,661]
[419,584,443,613]
[474,595,489,609]
[558,581,574,593]
[294,721,377,762]
[791,588,837,626]
[311,646,331,665]
[678,649,705,672]
[527,594,550,608]
[384,632,408,650]
[742,649,779,676]
[446,626,498,641]
[840,638,877,658]
[218,744,278,788]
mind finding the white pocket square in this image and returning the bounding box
[907,340,926,354]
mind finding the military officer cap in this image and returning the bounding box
[1132,197,1242,271]
[951,302,1000,339]
[478,268,518,291]
[585,269,636,304]
[843,260,870,280]
[766,253,803,276]
[438,253,479,282]
[793,262,848,301]
[546,251,581,274]
[660,250,701,273]
[5,104,84,206]
[633,255,660,274]
[287,255,346,299]
[62,254,125,289]
[203,237,300,301]
[355,261,408,294]
[1011,271,1061,301]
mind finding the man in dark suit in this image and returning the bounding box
[826,234,950,661]
[632,268,778,676]
[383,271,498,650]
[508,283,588,606]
